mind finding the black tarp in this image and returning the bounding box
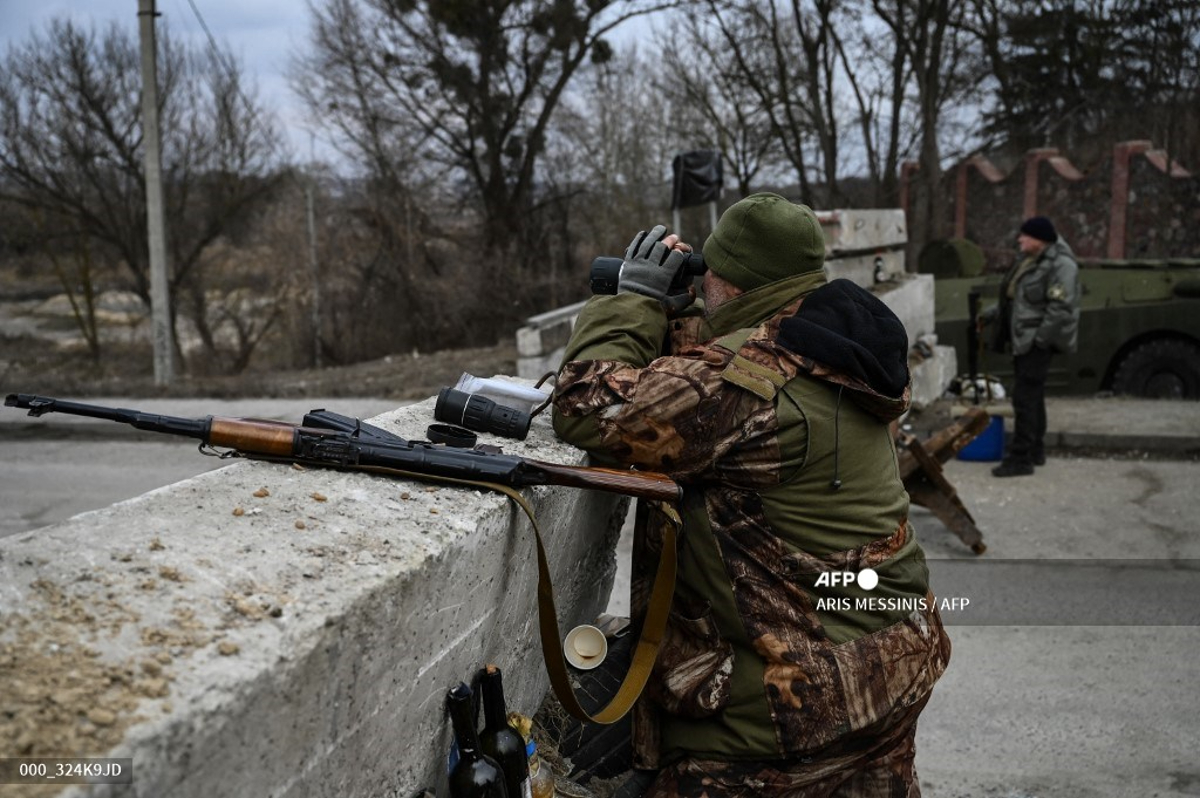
[671,150,723,209]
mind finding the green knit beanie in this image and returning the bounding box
[703,192,826,290]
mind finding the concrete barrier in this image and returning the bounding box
[911,340,958,411]
[0,396,627,796]
[875,273,936,350]
[817,208,908,254]
[516,300,587,380]
[823,250,906,287]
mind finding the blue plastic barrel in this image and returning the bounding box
[957,415,1005,461]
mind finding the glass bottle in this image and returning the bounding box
[508,712,555,798]
[526,739,556,798]
[447,682,507,797]
[478,665,531,798]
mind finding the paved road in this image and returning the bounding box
[0,439,224,538]
[0,397,400,539]
[912,455,1200,797]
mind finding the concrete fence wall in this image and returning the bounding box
[911,140,1200,270]
[0,397,627,796]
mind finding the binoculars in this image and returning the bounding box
[588,252,706,295]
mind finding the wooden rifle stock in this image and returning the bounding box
[518,459,682,504]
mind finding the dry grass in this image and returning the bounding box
[1,334,518,400]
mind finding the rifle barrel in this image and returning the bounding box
[5,393,209,439]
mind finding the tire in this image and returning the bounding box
[1111,339,1200,399]
[537,628,636,782]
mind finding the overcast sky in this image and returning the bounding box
[2,0,323,159]
[2,1,657,168]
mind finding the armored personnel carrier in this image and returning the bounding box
[921,239,1200,398]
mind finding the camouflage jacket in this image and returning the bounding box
[552,275,949,765]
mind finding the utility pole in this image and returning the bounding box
[138,0,175,385]
[305,183,322,369]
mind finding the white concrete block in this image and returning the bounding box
[516,324,546,357]
[517,318,575,360]
[517,302,584,379]
[519,350,568,381]
[910,344,958,409]
[817,209,908,253]
[824,250,906,288]
[874,273,936,349]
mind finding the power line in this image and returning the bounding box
[184,0,235,79]
[179,0,284,162]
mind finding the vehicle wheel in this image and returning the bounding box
[1111,339,1200,399]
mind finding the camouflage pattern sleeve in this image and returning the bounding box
[551,293,670,457]
[554,343,780,483]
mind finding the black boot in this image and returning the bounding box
[992,461,1034,477]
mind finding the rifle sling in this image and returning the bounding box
[241,454,678,725]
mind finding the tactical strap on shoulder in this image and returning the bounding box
[716,329,787,401]
[255,456,678,726]
[714,329,754,354]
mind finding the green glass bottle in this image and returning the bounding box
[447,682,507,797]
[478,665,532,798]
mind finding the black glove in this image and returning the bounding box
[617,225,694,313]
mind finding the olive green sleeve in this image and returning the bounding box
[552,294,668,456]
[560,294,669,367]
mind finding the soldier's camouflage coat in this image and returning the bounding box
[552,272,949,771]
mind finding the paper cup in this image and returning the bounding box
[564,624,608,670]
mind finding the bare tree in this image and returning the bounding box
[703,1,811,200]
[871,0,978,252]
[0,18,283,370]
[292,0,457,353]
[657,14,782,197]
[829,0,914,205]
[37,212,105,361]
[790,0,846,206]
[697,0,846,206]
[548,47,685,254]
[296,0,681,259]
